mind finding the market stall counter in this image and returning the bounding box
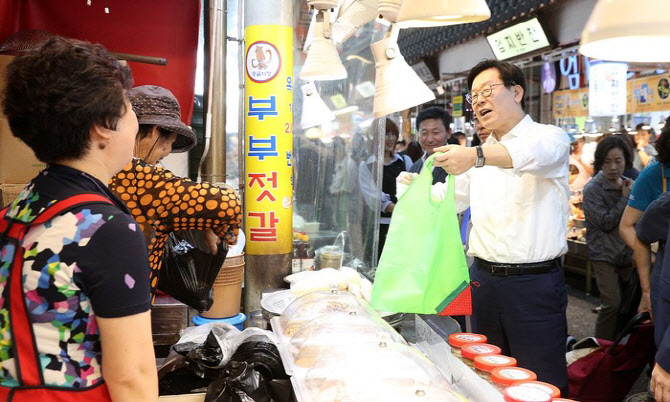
[268,290,505,402]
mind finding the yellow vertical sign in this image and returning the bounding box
[244,25,293,255]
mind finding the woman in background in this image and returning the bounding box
[583,136,634,340]
[109,85,242,302]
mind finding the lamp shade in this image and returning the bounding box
[371,36,435,118]
[378,0,403,22]
[331,0,378,44]
[307,0,339,10]
[380,0,490,27]
[300,82,336,129]
[580,0,670,62]
[300,14,348,81]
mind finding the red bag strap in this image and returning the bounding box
[2,193,113,387]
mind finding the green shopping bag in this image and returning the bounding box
[370,154,469,314]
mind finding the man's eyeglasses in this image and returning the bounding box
[466,83,507,104]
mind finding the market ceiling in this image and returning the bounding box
[398,0,560,63]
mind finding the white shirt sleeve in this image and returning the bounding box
[358,160,390,212]
[402,154,413,170]
[499,125,570,179]
[454,171,471,213]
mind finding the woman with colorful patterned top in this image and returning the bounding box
[109,85,242,301]
[0,38,156,400]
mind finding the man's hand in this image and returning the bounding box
[204,228,222,255]
[386,203,395,213]
[433,145,477,175]
[651,363,670,401]
[396,172,418,186]
[638,290,653,321]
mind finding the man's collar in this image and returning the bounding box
[491,114,533,143]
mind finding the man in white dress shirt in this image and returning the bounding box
[400,59,571,392]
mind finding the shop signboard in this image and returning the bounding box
[453,95,463,117]
[244,25,293,255]
[552,88,589,119]
[627,73,670,113]
[412,61,436,84]
[486,18,551,61]
[588,62,627,117]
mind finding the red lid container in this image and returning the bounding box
[511,381,560,398]
[503,386,552,402]
[448,333,488,348]
[474,354,517,372]
[512,381,561,398]
[460,343,502,360]
[491,367,538,387]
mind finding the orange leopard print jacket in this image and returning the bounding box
[109,158,242,301]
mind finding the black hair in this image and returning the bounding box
[404,141,423,162]
[593,135,633,174]
[467,59,527,110]
[470,133,481,147]
[3,37,132,163]
[655,125,670,163]
[137,124,174,142]
[415,106,452,133]
[385,118,399,139]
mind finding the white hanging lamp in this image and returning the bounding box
[580,0,670,62]
[371,25,434,118]
[300,82,336,129]
[379,0,490,28]
[331,0,379,44]
[307,0,338,10]
[300,10,348,81]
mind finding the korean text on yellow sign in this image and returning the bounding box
[244,25,293,255]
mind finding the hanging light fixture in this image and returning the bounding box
[307,0,338,9]
[580,0,670,62]
[371,25,434,118]
[331,0,379,44]
[300,82,336,129]
[300,10,348,81]
[379,0,490,28]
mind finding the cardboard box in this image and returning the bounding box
[0,55,13,97]
[0,119,45,183]
[158,394,205,401]
[0,55,46,183]
[0,183,26,208]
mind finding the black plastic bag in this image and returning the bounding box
[158,327,292,401]
[205,361,269,402]
[159,230,228,311]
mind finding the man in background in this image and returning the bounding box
[409,106,452,184]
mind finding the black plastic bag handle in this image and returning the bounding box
[606,311,651,355]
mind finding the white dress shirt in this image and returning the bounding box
[398,115,570,263]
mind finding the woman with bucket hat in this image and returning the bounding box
[109,85,242,302]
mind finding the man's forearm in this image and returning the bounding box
[619,221,637,250]
[634,240,652,293]
[482,144,513,169]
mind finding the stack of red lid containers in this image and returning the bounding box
[448,333,579,402]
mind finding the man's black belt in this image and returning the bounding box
[475,257,560,276]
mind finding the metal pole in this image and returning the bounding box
[200,0,228,184]
[243,0,293,314]
[111,52,167,66]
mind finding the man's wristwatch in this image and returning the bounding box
[475,146,485,168]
